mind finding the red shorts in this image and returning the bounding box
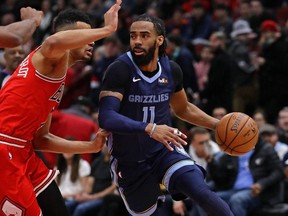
[0,135,58,216]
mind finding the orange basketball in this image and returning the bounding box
[215,112,259,156]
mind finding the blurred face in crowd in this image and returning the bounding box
[253,112,266,129]
[250,0,263,16]
[239,2,251,19]
[191,132,211,158]
[212,107,227,120]
[261,132,278,146]
[4,45,26,74]
[278,109,288,131]
[200,46,214,63]
[209,32,226,50]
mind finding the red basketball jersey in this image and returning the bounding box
[0,48,66,141]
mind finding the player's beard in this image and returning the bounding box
[131,42,156,67]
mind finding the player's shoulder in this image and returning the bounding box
[168,60,182,76]
[106,59,130,73]
[169,60,181,70]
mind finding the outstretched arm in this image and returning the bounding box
[0,7,43,48]
[33,114,109,153]
[170,89,219,130]
[40,0,121,59]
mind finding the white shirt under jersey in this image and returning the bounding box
[58,159,91,197]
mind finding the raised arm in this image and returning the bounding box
[0,7,43,48]
[40,0,121,59]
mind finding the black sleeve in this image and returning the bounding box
[170,60,183,93]
[101,60,131,95]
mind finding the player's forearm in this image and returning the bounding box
[33,133,95,153]
[98,96,148,133]
[41,26,114,58]
[175,103,219,131]
[0,19,39,47]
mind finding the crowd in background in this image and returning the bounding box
[2,0,288,215]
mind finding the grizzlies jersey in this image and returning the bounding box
[108,52,175,162]
[0,48,66,141]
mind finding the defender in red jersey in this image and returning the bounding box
[0,1,121,215]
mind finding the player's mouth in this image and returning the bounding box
[86,47,93,56]
[133,48,145,55]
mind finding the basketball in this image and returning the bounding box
[215,112,259,156]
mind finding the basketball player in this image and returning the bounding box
[0,1,121,216]
[0,7,43,48]
[98,14,233,216]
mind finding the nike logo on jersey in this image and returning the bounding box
[132,77,141,82]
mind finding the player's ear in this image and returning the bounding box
[157,35,164,46]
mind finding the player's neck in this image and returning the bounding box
[138,58,158,72]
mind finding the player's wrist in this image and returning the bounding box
[145,123,157,137]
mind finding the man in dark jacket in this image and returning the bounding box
[208,137,284,216]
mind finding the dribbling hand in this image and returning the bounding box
[146,123,187,151]
[20,7,43,26]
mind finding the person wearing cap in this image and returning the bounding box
[228,19,258,115]
[257,19,288,124]
[260,123,288,160]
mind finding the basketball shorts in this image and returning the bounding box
[110,145,203,216]
[0,136,58,216]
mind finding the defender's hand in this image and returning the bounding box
[92,128,110,152]
[20,7,43,26]
[103,0,122,33]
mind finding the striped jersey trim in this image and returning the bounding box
[34,169,59,196]
[35,70,66,83]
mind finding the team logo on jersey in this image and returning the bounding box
[50,82,64,103]
[158,77,168,84]
[1,197,25,216]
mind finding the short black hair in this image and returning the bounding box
[132,14,167,57]
[53,9,92,32]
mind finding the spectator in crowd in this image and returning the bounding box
[258,20,288,123]
[235,1,252,21]
[90,34,123,108]
[194,44,214,92]
[212,106,227,120]
[0,44,26,88]
[249,0,276,34]
[165,8,191,43]
[188,2,213,43]
[210,106,227,142]
[208,137,284,216]
[167,32,199,100]
[277,107,288,144]
[211,3,233,39]
[253,109,267,129]
[200,31,235,115]
[56,150,91,215]
[228,19,258,115]
[259,123,288,160]
[62,95,95,121]
[71,145,118,216]
[34,0,54,46]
